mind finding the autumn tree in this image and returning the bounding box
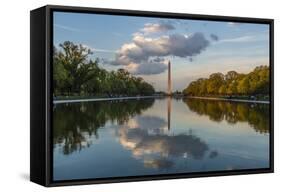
[183,66,269,97]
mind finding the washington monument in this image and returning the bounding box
[168,60,172,95]
[167,60,172,130]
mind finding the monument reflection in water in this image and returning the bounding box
[53,98,270,181]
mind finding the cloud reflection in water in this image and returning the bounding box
[118,115,210,169]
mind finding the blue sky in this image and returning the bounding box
[53,11,270,92]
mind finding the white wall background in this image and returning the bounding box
[0,0,279,191]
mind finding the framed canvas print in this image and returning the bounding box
[30,5,274,187]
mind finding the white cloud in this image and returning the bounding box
[132,60,168,75]
[110,32,209,75]
[141,23,175,34]
[103,21,210,75]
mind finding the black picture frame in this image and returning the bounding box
[30,4,274,187]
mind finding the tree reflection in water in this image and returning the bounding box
[53,97,268,166]
[53,99,155,155]
[53,98,270,176]
[53,98,211,169]
[183,98,270,134]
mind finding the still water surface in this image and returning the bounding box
[53,98,270,181]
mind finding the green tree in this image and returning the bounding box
[183,66,269,97]
[53,41,155,97]
[237,77,250,95]
[53,41,98,95]
[218,85,227,95]
[207,73,225,95]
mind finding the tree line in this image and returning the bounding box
[183,66,269,97]
[53,41,155,97]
